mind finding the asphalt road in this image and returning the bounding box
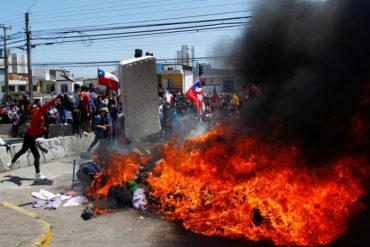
[1,148,369,247]
[0,155,269,247]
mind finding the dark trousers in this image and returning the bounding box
[12,133,40,174]
[72,110,81,134]
[87,135,101,152]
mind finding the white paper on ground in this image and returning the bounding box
[63,196,88,207]
[32,190,72,201]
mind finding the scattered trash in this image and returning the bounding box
[63,195,88,207]
[133,188,147,211]
[65,191,79,196]
[108,185,133,208]
[81,203,95,220]
[45,195,62,210]
[127,180,138,192]
[32,199,46,208]
[31,189,71,210]
[31,189,56,200]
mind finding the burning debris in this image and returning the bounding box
[146,125,370,246]
[75,0,370,245]
[78,150,151,219]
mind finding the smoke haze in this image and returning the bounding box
[233,0,370,163]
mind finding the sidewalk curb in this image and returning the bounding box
[0,201,52,247]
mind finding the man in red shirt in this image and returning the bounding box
[7,97,58,180]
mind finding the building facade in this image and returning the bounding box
[176,45,195,67]
[34,68,75,95]
[158,64,194,94]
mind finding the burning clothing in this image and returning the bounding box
[77,161,101,195]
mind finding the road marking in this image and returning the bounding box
[0,201,52,247]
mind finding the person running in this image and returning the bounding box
[86,107,110,153]
[7,97,58,181]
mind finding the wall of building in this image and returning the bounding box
[160,73,182,90]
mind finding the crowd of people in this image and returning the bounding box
[2,82,259,181]
[1,83,260,139]
[158,86,259,138]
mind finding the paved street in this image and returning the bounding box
[0,155,263,247]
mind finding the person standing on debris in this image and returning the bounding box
[7,97,58,180]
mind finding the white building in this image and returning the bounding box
[0,51,35,99]
[176,45,195,67]
[8,53,27,74]
[158,64,194,94]
[34,68,76,95]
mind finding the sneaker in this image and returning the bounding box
[6,162,14,169]
[35,173,47,181]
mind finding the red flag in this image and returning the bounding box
[98,69,119,90]
[185,81,203,111]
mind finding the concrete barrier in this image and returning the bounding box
[0,124,73,138]
[0,134,94,173]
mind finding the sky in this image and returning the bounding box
[0,0,256,78]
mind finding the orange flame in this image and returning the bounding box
[87,151,150,199]
[147,125,370,246]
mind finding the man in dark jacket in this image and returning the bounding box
[7,97,58,180]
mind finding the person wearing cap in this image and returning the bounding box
[86,107,111,153]
[7,97,58,180]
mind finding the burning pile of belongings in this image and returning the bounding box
[77,149,151,220]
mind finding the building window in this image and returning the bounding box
[18,85,26,92]
[33,85,38,91]
[50,70,56,80]
[46,84,55,93]
[9,86,15,92]
[61,84,68,93]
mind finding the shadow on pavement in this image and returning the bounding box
[0,175,34,186]
[30,178,54,186]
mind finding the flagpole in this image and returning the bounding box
[96,66,99,88]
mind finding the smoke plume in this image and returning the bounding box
[233,0,370,163]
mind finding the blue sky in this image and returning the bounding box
[1,0,255,78]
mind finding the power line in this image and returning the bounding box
[30,2,247,25]
[29,23,247,47]
[31,10,247,34]
[32,0,178,19]
[35,16,250,38]
[32,56,228,67]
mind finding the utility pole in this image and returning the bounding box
[25,12,33,102]
[0,24,11,97]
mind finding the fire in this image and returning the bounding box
[87,151,150,200]
[147,125,370,246]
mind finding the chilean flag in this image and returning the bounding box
[185,81,203,112]
[98,69,119,90]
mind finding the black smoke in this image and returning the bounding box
[233,0,370,164]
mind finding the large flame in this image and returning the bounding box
[147,125,370,246]
[87,152,150,200]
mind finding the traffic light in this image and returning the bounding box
[199,64,204,76]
